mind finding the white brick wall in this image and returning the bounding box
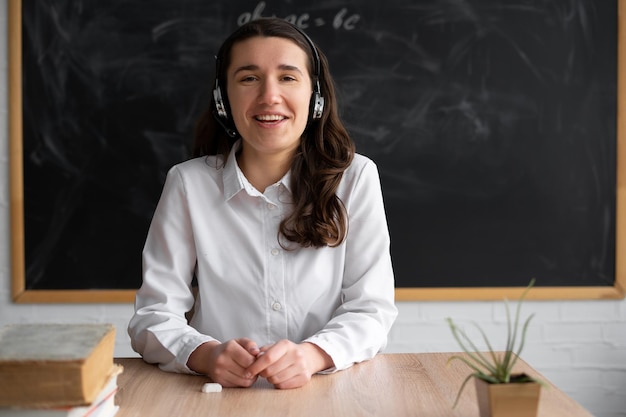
[1,2,625,416]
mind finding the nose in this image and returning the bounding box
[258,79,282,105]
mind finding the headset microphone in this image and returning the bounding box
[213,78,228,119]
[212,111,238,138]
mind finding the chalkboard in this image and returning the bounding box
[9,0,625,302]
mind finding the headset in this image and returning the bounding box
[212,23,325,137]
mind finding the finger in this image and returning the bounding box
[222,339,258,369]
[261,342,315,389]
[235,337,261,357]
[271,369,311,390]
[217,369,258,388]
[255,342,273,358]
[208,340,259,386]
[261,356,310,389]
[264,362,294,386]
[245,342,285,377]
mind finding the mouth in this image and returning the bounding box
[254,114,287,125]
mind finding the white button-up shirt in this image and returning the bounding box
[128,141,398,374]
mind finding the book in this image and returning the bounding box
[0,365,122,417]
[0,323,117,408]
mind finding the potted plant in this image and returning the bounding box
[446,279,543,417]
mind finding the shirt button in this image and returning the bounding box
[272,302,282,311]
[267,203,276,210]
[271,248,280,256]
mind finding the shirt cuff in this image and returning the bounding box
[303,336,349,374]
[173,332,218,374]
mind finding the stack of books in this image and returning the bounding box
[0,323,122,417]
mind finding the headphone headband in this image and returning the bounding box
[293,25,321,80]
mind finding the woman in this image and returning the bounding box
[128,17,397,390]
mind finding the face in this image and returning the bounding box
[226,36,313,160]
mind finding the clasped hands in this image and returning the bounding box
[187,338,333,389]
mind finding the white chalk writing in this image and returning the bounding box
[238,2,360,30]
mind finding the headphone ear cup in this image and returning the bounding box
[311,91,324,120]
[213,85,228,119]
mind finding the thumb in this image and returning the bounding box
[235,337,260,356]
[249,344,261,356]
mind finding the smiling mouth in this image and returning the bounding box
[255,114,286,123]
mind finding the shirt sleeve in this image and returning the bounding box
[127,166,215,374]
[304,158,398,371]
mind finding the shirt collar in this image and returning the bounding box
[222,139,293,200]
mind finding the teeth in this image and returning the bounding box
[256,114,284,121]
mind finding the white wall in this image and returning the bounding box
[0,3,624,416]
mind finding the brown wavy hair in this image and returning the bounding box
[193,18,355,248]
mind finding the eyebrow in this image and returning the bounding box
[232,64,305,76]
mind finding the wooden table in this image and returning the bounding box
[114,353,591,417]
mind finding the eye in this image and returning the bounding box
[281,74,298,82]
[239,75,258,83]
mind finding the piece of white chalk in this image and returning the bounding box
[201,382,223,393]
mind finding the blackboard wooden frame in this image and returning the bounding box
[8,0,626,303]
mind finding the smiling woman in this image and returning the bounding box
[226,36,312,191]
[127,17,398,390]
[194,18,353,250]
